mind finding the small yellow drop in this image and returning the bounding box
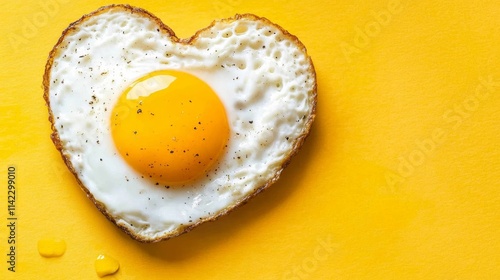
[38,238,66,258]
[95,254,120,277]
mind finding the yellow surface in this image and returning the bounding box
[0,0,499,279]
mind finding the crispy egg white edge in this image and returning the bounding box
[48,7,314,239]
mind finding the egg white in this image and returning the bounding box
[47,5,315,241]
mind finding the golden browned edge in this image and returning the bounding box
[43,4,317,243]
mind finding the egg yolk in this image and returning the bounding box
[37,238,66,258]
[95,254,120,277]
[110,70,229,185]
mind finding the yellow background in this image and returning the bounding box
[1,0,499,279]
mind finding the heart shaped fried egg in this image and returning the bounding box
[44,4,317,242]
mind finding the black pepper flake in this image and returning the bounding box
[137,109,142,114]
[170,151,174,154]
[133,131,137,135]
[249,121,253,124]
[100,158,102,161]
[195,154,199,157]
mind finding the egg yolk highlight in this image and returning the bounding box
[111,70,229,185]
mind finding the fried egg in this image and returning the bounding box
[44,4,317,242]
